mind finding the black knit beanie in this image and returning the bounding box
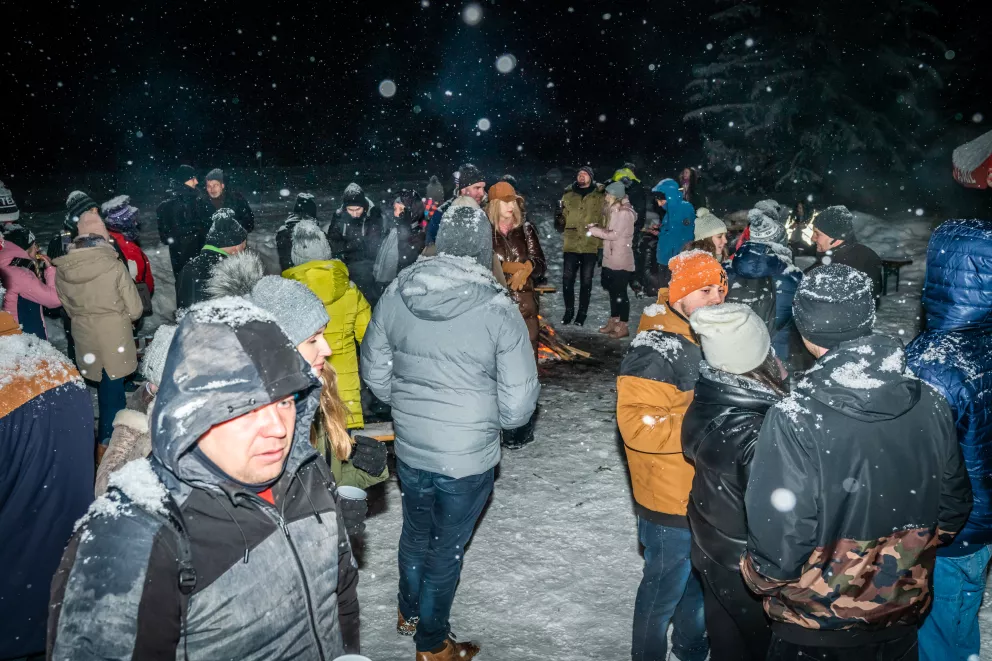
[793,264,875,349]
[341,183,368,210]
[294,192,318,219]
[455,163,485,190]
[812,205,856,242]
[206,208,248,247]
[2,223,36,250]
[66,190,100,224]
[175,165,197,183]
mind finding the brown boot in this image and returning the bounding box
[415,637,480,661]
[598,317,619,334]
[610,321,630,339]
[397,610,419,636]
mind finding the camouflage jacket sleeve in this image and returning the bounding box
[742,406,819,591]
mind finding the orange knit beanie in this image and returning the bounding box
[668,250,729,304]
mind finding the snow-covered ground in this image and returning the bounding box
[18,178,991,660]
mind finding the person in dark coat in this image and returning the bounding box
[906,219,992,661]
[175,208,248,310]
[157,165,212,291]
[326,182,384,306]
[741,264,973,661]
[678,166,708,210]
[386,189,427,274]
[204,168,255,233]
[806,205,883,303]
[276,192,318,272]
[0,313,93,660]
[683,303,787,661]
[48,297,360,659]
[425,163,488,246]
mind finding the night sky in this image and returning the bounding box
[3,0,990,183]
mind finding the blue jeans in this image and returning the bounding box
[97,369,127,445]
[396,458,494,652]
[919,544,992,661]
[632,518,708,661]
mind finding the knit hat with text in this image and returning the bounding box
[0,180,19,222]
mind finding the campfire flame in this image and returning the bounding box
[537,315,591,363]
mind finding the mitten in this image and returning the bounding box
[350,435,389,476]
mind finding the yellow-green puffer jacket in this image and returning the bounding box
[283,259,372,428]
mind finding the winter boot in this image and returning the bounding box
[562,308,574,325]
[415,637,481,661]
[599,317,619,334]
[610,321,630,339]
[397,610,419,636]
[573,313,586,327]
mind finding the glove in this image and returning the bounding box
[507,261,534,292]
[338,495,367,537]
[350,435,389,476]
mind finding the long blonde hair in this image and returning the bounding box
[486,198,522,231]
[310,365,354,462]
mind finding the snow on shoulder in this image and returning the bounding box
[630,330,683,359]
[185,296,277,327]
[0,332,83,390]
[75,458,168,532]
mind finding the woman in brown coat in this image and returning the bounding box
[486,181,547,357]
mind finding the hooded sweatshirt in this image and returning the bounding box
[742,335,972,646]
[361,254,540,478]
[48,298,360,659]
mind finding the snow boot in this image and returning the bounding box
[561,308,574,325]
[599,317,619,334]
[397,610,419,636]
[610,321,630,339]
[415,637,480,661]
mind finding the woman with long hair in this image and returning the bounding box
[686,208,729,262]
[587,181,636,338]
[486,181,545,449]
[682,303,787,660]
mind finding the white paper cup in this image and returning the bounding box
[333,656,373,661]
[337,486,368,501]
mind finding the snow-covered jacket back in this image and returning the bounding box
[907,218,992,554]
[360,254,540,478]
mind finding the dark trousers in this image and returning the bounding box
[632,518,708,661]
[562,252,597,321]
[692,547,771,661]
[766,630,918,661]
[396,458,494,652]
[601,267,632,322]
[96,369,127,445]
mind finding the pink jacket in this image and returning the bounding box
[588,198,636,271]
[0,241,61,321]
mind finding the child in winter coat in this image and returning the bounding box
[587,181,636,338]
[283,220,372,429]
[94,324,176,496]
[0,224,60,339]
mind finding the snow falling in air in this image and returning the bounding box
[378,80,397,98]
[477,118,491,131]
[496,54,517,74]
[82,353,96,364]
[462,3,483,26]
[771,488,796,512]
[279,188,291,197]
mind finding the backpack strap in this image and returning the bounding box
[160,493,195,655]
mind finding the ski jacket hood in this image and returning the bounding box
[652,179,696,265]
[921,218,992,332]
[283,258,352,306]
[731,241,796,279]
[396,253,508,322]
[800,335,919,423]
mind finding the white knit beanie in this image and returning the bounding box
[690,303,771,375]
[140,325,178,386]
[694,208,727,241]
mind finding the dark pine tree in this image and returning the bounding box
[684,0,946,195]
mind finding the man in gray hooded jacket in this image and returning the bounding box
[48,296,360,660]
[362,196,540,660]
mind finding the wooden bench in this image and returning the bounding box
[534,285,557,294]
[881,258,913,295]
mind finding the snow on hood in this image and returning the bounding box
[921,219,992,332]
[731,241,798,279]
[396,253,512,322]
[796,335,920,423]
[151,298,320,491]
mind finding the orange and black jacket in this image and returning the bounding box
[617,289,699,527]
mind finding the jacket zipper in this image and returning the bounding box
[248,482,327,661]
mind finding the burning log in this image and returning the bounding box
[538,316,592,362]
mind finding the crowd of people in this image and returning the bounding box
[0,162,989,661]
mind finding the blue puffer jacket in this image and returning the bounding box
[730,241,803,359]
[652,179,695,267]
[906,218,992,555]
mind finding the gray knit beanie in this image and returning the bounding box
[291,218,333,266]
[435,196,493,268]
[140,325,178,387]
[605,181,626,199]
[250,276,329,346]
[205,168,225,184]
[748,208,787,245]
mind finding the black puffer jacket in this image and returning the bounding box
[157,184,212,277]
[682,363,781,572]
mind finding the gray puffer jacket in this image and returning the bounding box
[361,254,540,478]
[48,298,360,660]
